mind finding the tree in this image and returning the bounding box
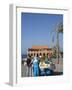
[56,22,63,64]
[50,22,63,64]
[52,46,57,58]
[58,22,63,33]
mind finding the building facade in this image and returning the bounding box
[27,46,53,57]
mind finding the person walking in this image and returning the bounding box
[33,56,39,77]
[26,55,32,77]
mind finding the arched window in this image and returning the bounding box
[28,53,30,57]
[40,53,42,56]
[31,53,33,56]
[47,53,48,55]
[34,53,35,56]
[43,53,45,56]
[37,53,39,57]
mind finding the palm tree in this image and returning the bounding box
[52,46,57,58]
[56,22,63,64]
[58,22,63,33]
[50,22,63,64]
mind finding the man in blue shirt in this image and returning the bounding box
[33,56,39,76]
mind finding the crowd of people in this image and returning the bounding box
[25,54,55,77]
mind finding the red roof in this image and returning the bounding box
[32,46,48,49]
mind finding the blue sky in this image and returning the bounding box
[21,13,63,54]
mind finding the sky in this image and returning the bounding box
[21,13,63,54]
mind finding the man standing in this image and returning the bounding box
[26,55,32,77]
[33,56,39,77]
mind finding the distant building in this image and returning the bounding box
[27,46,53,57]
